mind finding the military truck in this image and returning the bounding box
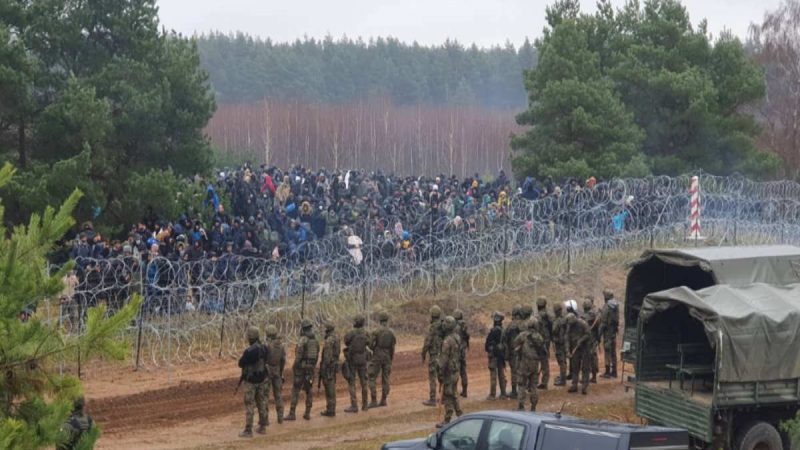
[622,245,800,362]
[635,283,800,450]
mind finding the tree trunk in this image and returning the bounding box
[18,119,27,169]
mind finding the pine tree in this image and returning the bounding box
[0,163,142,450]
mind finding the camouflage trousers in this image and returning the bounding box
[265,369,284,420]
[507,352,518,394]
[440,375,462,423]
[537,342,550,386]
[321,366,337,413]
[427,358,439,401]
[368,357,392,401]
[553,343,567,379]
[589,341,599,375]
[243,380,268,429]
[603,336,617,372]
[570,348,591,391]
[348,362,369,409]
[487,355,506,397]
[290,367,314,412]
[518,360,540,410]
[459,349,468,394]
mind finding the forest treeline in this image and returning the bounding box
[196,33,537,108]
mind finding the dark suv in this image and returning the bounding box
[382,410,688,450]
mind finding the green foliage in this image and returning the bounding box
[781,411,800,448]
[0,162,142,449]
[512,0,778,180]
[0,0,216,232]
[196,33,537,108]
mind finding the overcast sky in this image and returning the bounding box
[156,0,781,48]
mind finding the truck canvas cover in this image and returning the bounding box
[641,283,800,383]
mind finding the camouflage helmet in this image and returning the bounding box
[603,289,614,300]
[565,312,577,325]
[324,321,335,332]
[442,316,457,332]
[353,314,366,327]
[246,326,260,341]
[453,309,464,320]
[492,311,505,322]
[526,317,539,330]
[73,396,85,411]
[265,325,278,337]
[300,318,313,329]
[378,311,390,322]
[536,297,548,308]
[520,304,533,319]
[583,297,594,311]
[552,302,563,312]
[430,305,442,318]
[512,304,522,318]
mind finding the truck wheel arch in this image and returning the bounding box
[734,421,784,450]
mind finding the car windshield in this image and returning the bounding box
[487,420,525,450]
[442,419,483,450]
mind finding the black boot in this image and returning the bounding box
[239,428,253,438]
[256,424,266,435]
[567,385,578,393]
[590,373,597,384]
[601,367,613,379]
[284,410,296,421]
[422,398,437,407]
[344,405,359,413]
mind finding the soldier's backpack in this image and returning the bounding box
[376,327,394,349]
[303,336,320,368]
[348,329,368,365]
[266,339,285,367]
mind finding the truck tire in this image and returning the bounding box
[735,421,783,450]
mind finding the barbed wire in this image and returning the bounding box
[48,175,800,368]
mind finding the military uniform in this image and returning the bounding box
[599,290,620,378]
[320,322,340,416]
[238,327,268,437]
[484,311,507,399]
[513,319,546,411]
[286,319,319,421]
[454,309,470,397]
[264,325,286,424]
[551,304,568,386]
[437,316,463,428]
[57,397,93,450]
[421,305,444,406]
[502,305,522,398]
[368,312,396,407]
[580,298,600,383]
[344,314,370,412]
[535,298,553,389]
[566,313,592,394]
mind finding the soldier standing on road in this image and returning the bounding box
[368,311,396,408]
[599,289,620,379]
[57,397,93,450]
[320,321,340,417]
[344,314,370,413]
[503,305,522,399]
[535,297,553,390]
[238,326,268,437]
[485,311,508,400]
[566,313,592,395]
[264,325,286,424]
[453,309,470,398]
[286,319,319,421]
[551,303,568,386]
[421,305,444,406]
[514,318,546,411]
[580,297,600,383]
[437,316,463,428]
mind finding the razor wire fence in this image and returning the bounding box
[45,174,800,370]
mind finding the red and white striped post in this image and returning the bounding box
[689,176,701,242]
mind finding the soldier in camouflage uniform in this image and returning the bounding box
[535,297,553,389]
[514,318,546,411]
[286,319,319,421]
[580,297,600,383]
[502,305,522,399]
[344,314,370,413]
[453,309,470,397]
[599,289,620,379]
[437,316,463,428]
[264,325,286,424]
[368,311,396,407]
[320,321,340,417]
[238,326,268,437]
[565,313,592,395]
[484,311,507,400]
[421,305,444,406]
[57,397,93,450]
[551,303,568,386]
